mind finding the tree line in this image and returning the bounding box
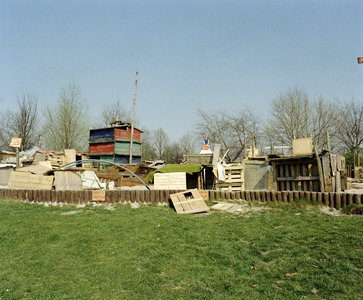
[1,83,362,165]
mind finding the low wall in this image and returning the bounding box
[0,188,362,210]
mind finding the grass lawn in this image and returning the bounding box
[0,197,363,299]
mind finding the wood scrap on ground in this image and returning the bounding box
[170,189,210,214]
[210,202,235,211]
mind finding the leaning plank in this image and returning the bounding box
[54,170,83,191]
[170,189,209,214]
[7,171,30,189]
[28,174,54,190]
[314,144,325,192]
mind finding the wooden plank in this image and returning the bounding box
[314,144,325,192]
[322,152,332,192]
[285,164,290,191]
[279,165,285,190]
[336,171,341,193]
[210,202,234,211]
[28,174,53,190]
[7,171,30,189]
[312,164,319,191]
[276,176,320,181]
[63,149,76,164]
[212,144,221,165]
[302,164,308,191]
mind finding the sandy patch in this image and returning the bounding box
[319,206,345,216]
[105,204,115,211]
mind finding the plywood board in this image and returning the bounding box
[17,164,51,174]
[170,189,209,214]
[7,171,30,189]
[82,171,102,189]
[54,171,83,191]
[210,202,234,211]
[28,174,54,190]
[244,160,269,190]
[64,149,76,164]
[154,172,186,190]
[0,166,15,186]
[7,171,53,189]
[293,138,313,155]
[212,144,221,165]
[39,161,53,169]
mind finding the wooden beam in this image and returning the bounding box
[276,176,319,181]
[314,143,325,192]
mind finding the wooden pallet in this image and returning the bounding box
[170,189,210,214]
[216,165,244,191]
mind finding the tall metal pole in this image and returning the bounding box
[129,72,138,164]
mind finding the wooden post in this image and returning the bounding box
[336,171,341,193]
[252,133,254,157]
[244,131,247,157]
[314,143,325,192]
[335,193,341,210]
[323,193,329,206]
[16,147,19,170]
[129,71,138,164]
[327,131,330,152]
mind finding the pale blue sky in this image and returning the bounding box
[1,0,362,141]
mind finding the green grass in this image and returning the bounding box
[342,204,363,215]
[0,198,363,299]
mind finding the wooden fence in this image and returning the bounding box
[1,188,362,210]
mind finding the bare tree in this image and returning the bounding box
[195,107,260,162]
[335,100,363,154]
[178,132,199,155]
[140,128,157,161]
[153,128,170,160]
[266,88,339,149]
[0,94,39,151]
[266,88,310,145]
[97,100,133,127]
[42,81,90,151]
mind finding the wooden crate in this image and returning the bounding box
[217,165,244,191]
[170,189,209,214]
